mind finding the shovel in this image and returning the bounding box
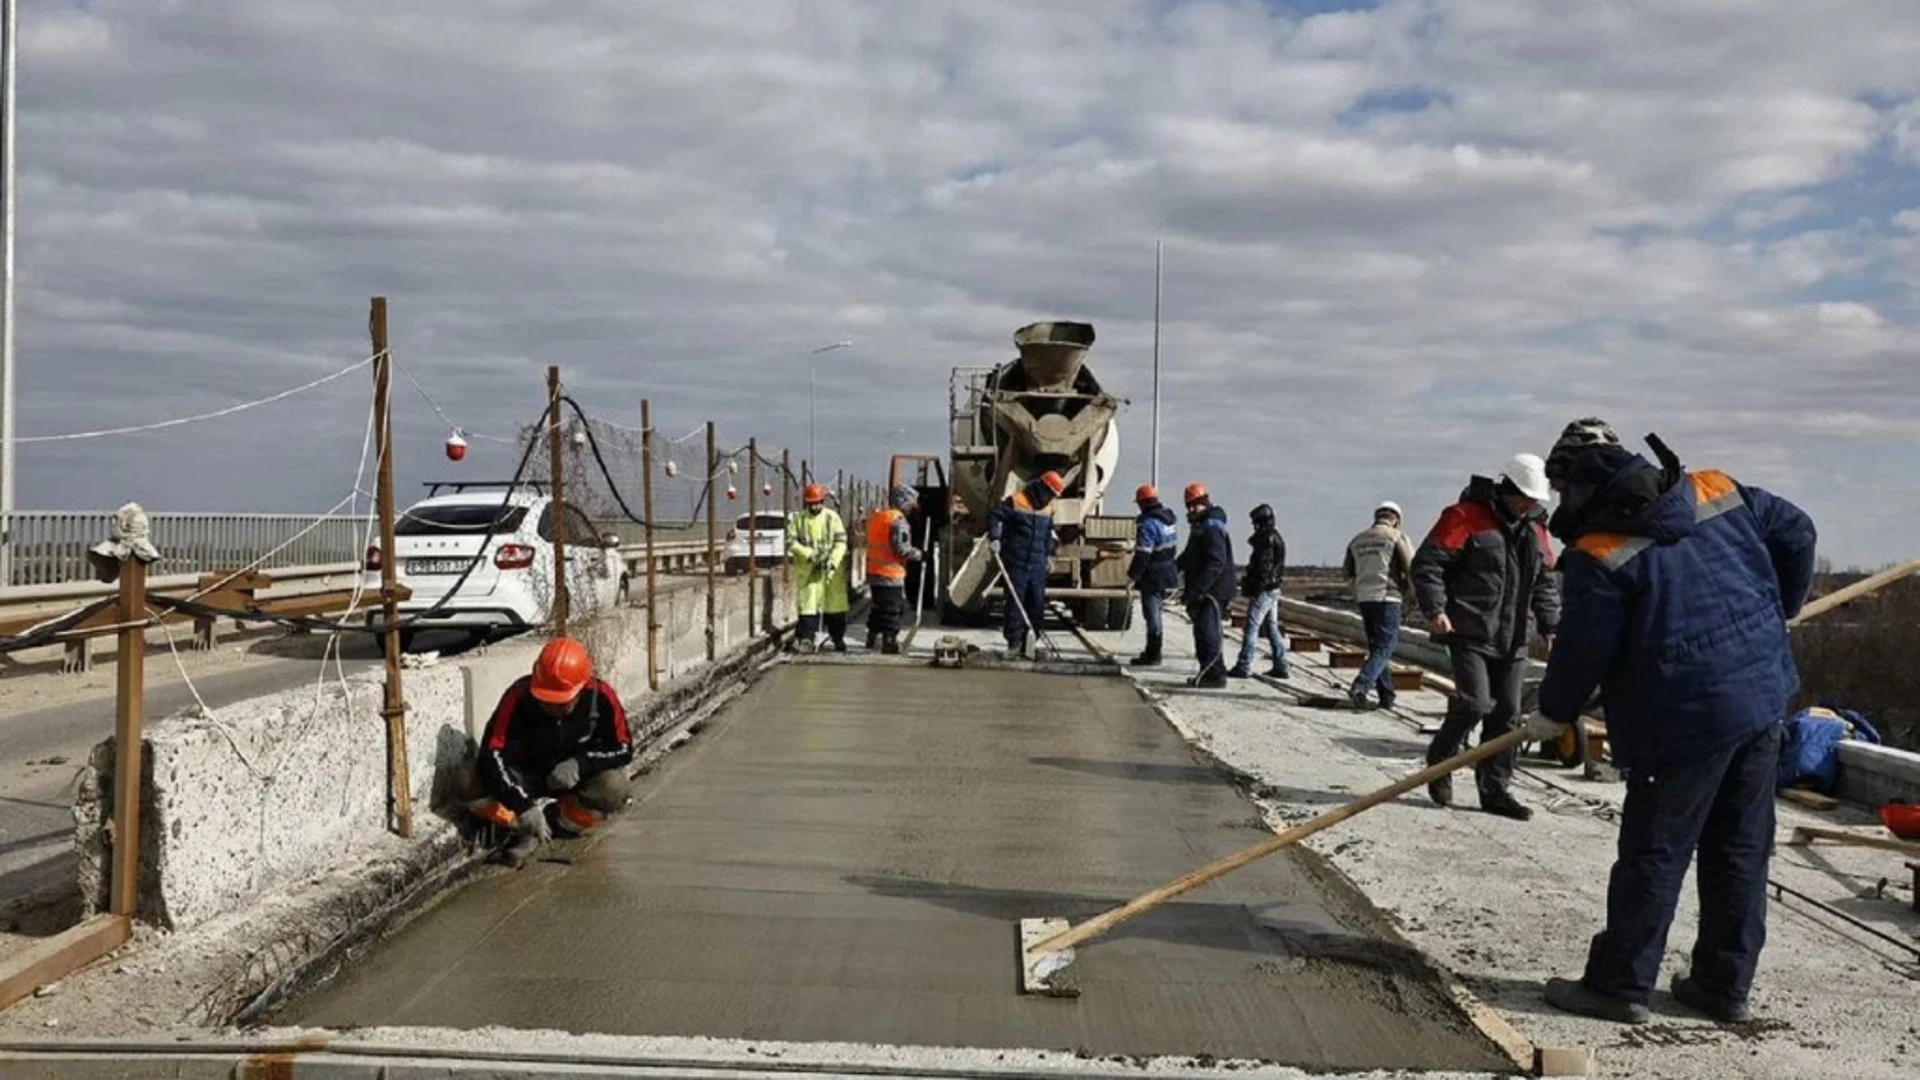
[1018,726,1529,995]
[991,547,1061,660]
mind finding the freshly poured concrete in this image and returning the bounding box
[284,664,1511,1073]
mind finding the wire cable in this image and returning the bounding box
[18,354,378,443]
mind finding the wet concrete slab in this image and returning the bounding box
[282,665,1513,1073]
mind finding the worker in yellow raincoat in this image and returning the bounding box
[787,482,850,653]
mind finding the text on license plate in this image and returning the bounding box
[406,558,469,575]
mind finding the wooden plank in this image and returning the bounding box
[1779,787,1839,811]
[1326,647,1365,670]
[1287,633,1323,653]
[1787,825,1920,858]
[1389,667,1425,691]
[0,914,130,1011]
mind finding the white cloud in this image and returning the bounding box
[7,0,1920,567]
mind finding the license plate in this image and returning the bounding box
[406,558,470,575]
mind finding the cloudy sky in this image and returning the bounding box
[11,0,1919,566]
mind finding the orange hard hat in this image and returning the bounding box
[1039,471,1066,496]
[1183,482,1208,504]
[531,637,593,705]
[1134,483,1157,502]
[802,483,828,504]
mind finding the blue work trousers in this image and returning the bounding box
[1353,601,1402,705]
[1190,596,1225,677]
[1140,588,1166,639]
[1004,571,1047,649]
[1582,723,1782,1006]
[1234,588,1288,673]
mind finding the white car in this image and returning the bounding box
[723,511,787,575]
[365,484,626,649]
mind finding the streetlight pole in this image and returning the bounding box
[1,0,18,588]
[807,340,852,478]
[1150,239,1163,491]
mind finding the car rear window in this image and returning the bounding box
[735,514,786,530]
[396,504,529,536]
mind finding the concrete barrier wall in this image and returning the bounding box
[77,571,794,931]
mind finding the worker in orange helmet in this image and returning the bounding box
[786,481,850,653]
[986,470,1065,658]
[1176,482,1235,687]
[467,637,634,867]
[1126,483,1179,667]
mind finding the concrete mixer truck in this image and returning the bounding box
[888,321,1136,631]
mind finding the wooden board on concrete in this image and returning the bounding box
[1327,647,1365,670]
[1389,666,1425,691]
[1787,825,1920,858]
[1779,787,1839,811]
[0,914,130,1010]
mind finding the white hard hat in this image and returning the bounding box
[1375,501,1402,519]
[1502,453,1552,501]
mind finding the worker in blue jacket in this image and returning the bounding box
[988,471,1064,657]
[1532,419,1816,1027]
[1126,483,1180,667]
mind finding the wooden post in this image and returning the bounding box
[781,449,793,625]
[705,422,719,661]
[641,399,659,692]
[370,299,411,839]
[546,365,569,636]
[109,556,147,914]
[747,437,759,637]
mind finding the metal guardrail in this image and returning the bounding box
[2,512,375,588]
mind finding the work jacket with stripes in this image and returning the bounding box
[479,676,634,813]
[1538,455,1817,769]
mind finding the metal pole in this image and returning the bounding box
[109,556,146,915]
[546,365,568,636]
[808,353,816,477]
[641,399,659,692]
[1150,238,1162,490]
[781,447,792,625]
[704,421,717,661]
[0,0,18,588]
[747,437,759,637]
[371,299,411,839]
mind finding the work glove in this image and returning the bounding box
[1525,713,1571,742]
[517,800,554,842]
[547,758,581,791]
[990,539,1002,557]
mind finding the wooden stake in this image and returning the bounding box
[1029,728,1530,956]
[370,299,411,839]
[546,366,570,636]
[110,556,147,914]
[705,421,718,661]
[641,399,659,691]
[747,437,759,637]
[781,449,793,623]
[1791,557,1920,626]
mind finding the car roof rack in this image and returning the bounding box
[422,480,550,498]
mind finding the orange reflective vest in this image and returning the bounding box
[866,508,907,583]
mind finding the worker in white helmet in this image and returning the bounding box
[1410,453,1561,821]
[1343,500,1416,709]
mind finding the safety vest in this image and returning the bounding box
[866,508,907,583]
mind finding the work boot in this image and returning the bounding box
[795,637,817,655]
[1481,791,1533,821]
[1428,774,1453,808]
[881,636,900,655]
[865,631,877,650]
[1189,669,1228,689]
[1545,977,1649,1025]
[831,637,848,654]
[1378,692,1397,711]
[1671,974,1753,1024]
[1131,635,1163,667]
[502,832,541,869]
[1226,664,1251,679]
[1349,684,1371,710]
[1267,664,1290,680]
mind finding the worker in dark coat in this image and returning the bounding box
[1126,483,1180,667]
[1229,503,1289,679]
[1535,421,1816,1026]
[468,637,634,867]
[987,471,1064,657]
[1412,453,1561,820]
[1176,483,1235,688]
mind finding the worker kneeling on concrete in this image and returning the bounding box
[469,637,634,867]
[865,484,924,654]
[1535,421,1816,1026]
[987,471,1063,658]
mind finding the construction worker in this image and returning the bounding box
[1344,501,1416,709]
[987,471,1064,658]
[1126,484,1179,667]
[1176,483,1234,688]
[787,482,850,653]
[468,637,633,868]
[1412,454,1559,820]
[1536,422,1815,1026]
[865,484,924,654]
[1229,503,1289,679]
